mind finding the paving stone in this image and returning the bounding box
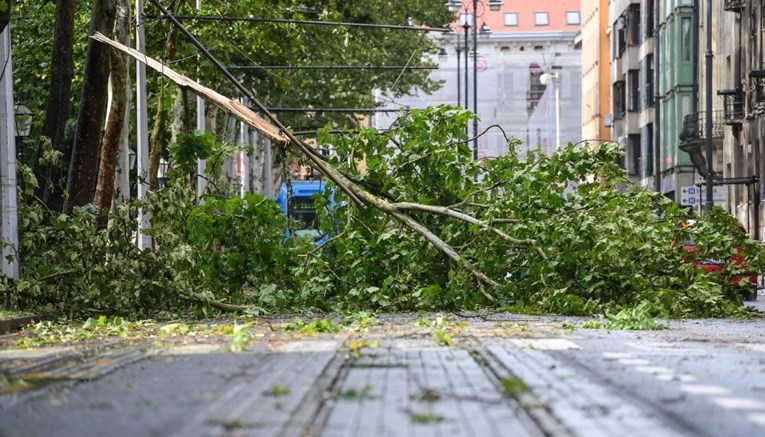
[171,347,340,437]
[483,338,690,437]
[320,345,539,437]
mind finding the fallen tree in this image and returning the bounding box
[92,32,521,300]
[83,32,765,320]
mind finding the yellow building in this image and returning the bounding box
[579,0,611,146]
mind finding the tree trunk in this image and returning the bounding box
[65,0,117,212]
[148,0,181,189]
[0,0,11,34]
[114,0,131,204]
[93,48,126,229]
[35,0,76,208]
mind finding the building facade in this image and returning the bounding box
[580,0,612,150]
[374,0,582,160]
[716,0,763,239]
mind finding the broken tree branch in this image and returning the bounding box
[90,32,501,299]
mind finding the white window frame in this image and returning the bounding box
[566,11,580,25]
[504,12,518,26]
[534,12,549,26]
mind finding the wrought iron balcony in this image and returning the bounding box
[717,89,745,125]
[679,111,725,179]
[724,0,744,13]
[679,111,725,143]
[750,70,765,112]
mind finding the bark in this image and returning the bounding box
[0,0,10,34]
[65,0,117,212]
[93,48,126,229]
[35,0,76,207]
[148,0,181,189]
[113,0,131,204]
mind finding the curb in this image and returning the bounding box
[0,315,40,334]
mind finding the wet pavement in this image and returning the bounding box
[1,308,765,437]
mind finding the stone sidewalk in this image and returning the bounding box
[1,313,764,436]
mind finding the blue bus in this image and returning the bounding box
[275,180,331,242]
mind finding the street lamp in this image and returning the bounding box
[539,71,561,151]
[446,0,501,160]
[157,157,169,188]
[14,103,33,163]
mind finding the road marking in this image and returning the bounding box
[618,358,651,366]
[273,340,341,352]
[737,343,765,353]
[602,352,633,360]
[656,373,697,382]
[747,413,765,426]
[712,397,765,410]
[162,344,222,355]
[634,366,674,375]
[509,339,581,350]
[680,385,730,395]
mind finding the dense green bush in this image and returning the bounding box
[4,106,762,318]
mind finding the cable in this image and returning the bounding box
[148,14,446,33]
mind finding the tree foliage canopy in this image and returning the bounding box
[9,105,762,319]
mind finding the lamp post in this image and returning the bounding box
[14,103,33,163]
[157,157,169,188]
[539,71,561,151]
[447,0,501,159]
[704,0,713,212]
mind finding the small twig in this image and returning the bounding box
[38,269,78,281]
[310,231,346,253]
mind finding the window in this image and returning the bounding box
[629,134,642,176]
[566,11,580,25]
[613,81,626,119]
[614,17,626,58]
[534,12,549,26]
[644,55,654,108]
[527,63,545,116]
[629,70,640,112]
[628,4,641,45]
[644,123,654,177]
[681,17,692,62]
[504,12,518,26]
[644,0,654,38]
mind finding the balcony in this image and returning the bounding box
[717,89,745,125]
[679,111,725,179]
[723,0,744,12]
[679,111,725,142]
[750,70,765,113]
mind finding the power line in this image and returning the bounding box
[148,15,447,33]
[268,108,408,113]
[228,65,437,71]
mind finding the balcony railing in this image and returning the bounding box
[679,111,725,143]
[750,70,765,112]
[717,89,745,125]
[724,0,744,12]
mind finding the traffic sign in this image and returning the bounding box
[680,185,727,207]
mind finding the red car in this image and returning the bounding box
[675,220,758,300]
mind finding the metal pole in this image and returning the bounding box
[135,0,151,250]
[554,74,561,150]
[0,25,19,308]
[239,99,249,198]
[472,0,478,160]
[704,0,713,211]
[456,45,461,107]
[195,0,207,200]
[463,22,469,138]
[653,0,661,193]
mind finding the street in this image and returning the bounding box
[1,304,765,437]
